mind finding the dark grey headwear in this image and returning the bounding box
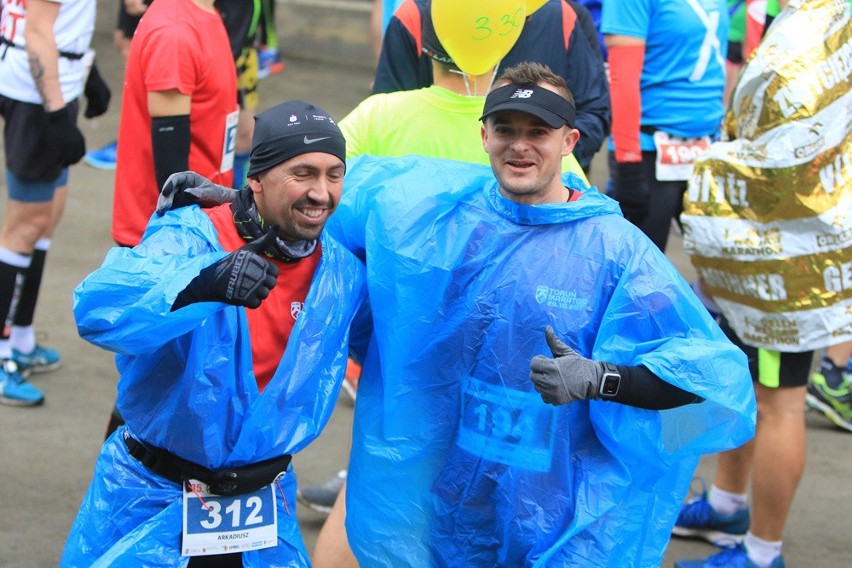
[247,100,346,177]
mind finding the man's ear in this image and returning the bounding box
[481,123,489,152]
[247,175,263,195]
[562,128,581,157]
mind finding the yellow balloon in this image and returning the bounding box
[431,0,527,76]
[526,0,548,14]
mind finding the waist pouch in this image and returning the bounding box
[123,429,292,496]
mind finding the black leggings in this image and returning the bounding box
[608,149,687,253]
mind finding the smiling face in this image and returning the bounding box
[248,151,345,242]
[481,85,580,205]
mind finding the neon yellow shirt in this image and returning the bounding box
[340,85,588,182]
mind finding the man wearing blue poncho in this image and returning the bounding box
[61,100,366,566]
[326,63,756,566]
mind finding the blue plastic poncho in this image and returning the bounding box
[329,155,756,568]
[62,206,366,567]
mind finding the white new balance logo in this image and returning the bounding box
[511,89,534,99]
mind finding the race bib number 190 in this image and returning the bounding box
[653,130,711,181]
[182,480,278,557]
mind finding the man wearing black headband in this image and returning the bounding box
[295,62,753,567]
[373,0,610,171]
[62,100,367,567]
[479,73,582,206]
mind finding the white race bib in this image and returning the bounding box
[457,377,555,472]
[220,109,240,173]
[653,130,711,181]
[181,478,278,557]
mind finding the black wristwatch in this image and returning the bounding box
[599,363,621,398]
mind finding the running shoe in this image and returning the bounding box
[674,543,785,568]
[0,358,44,406]
[84,140,118,170]
[257,46,284,79]
[672,483,749,546]
[806,356,852,432]
[12,344,61,374]
[296,469,346,515]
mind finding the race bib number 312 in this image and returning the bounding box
[182,480,278,557]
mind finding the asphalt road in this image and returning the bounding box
[0,8,849,568]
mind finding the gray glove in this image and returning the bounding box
[156,171,235,216]
[529,326,604,406]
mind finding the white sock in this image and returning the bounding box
[10,325,35,354]
[0,338,12,360]
[708,485,749,516]
[745,532,783,567]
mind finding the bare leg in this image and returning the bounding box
[312,478,359,568]
[824,341,852,368]
[713,437,754,496]
[44,186,67,238]
[0,198,55,254]
[749,383,806,541]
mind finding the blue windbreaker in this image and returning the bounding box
[62,206,367,567]
[329,155,756,567]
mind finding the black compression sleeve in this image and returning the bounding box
[609,365,704,410]
[151,115,191,191]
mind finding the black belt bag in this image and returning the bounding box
[123,430,292,496]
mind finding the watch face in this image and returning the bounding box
[601,374,620,397]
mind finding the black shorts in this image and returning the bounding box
[0,95,79,182]
[718,317,814,388]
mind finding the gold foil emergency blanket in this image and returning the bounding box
[681,0,852,351]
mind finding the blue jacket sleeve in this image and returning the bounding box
[558,6,610,167]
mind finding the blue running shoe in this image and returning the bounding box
[674,543,785,568]
[84,140,117,170]
[672,484,749,546]
[12,344,61,374]
[0,358,44,406]
[257,46,284,79]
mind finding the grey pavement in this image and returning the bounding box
[0,3,849,567]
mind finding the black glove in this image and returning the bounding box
[172,226,280,310]
[529,326,606,406]
[157,171,235,216]
[46,107,86,166]
[83,61,111,119]
[612,160,650,225]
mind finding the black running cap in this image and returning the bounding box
[480,84,575,129]
[247,100,346,177]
